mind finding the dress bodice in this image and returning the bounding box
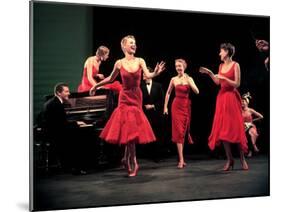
[175,84,190,98]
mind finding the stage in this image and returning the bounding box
[34,154,269,211]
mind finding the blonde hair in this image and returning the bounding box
[175,58,188,70]
[121,35,135,53]
[96,46,109,57]
[242,92,252,104]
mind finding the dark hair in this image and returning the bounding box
[220,43,235,57]
[54,82,68,95]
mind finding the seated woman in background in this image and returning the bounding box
[78,46,122,93]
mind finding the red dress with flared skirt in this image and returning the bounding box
[171,84,193,144]
[100,65,156,145]
[208,62,248,152]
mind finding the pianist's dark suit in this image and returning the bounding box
[42,96,80,171]
[43,96,69,136]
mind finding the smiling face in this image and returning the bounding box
[57,86,70,101]
[241,99,248,109]
[219,48,229,61]
[124,38,137,54]
[175,59,187,75]
[121,35,137,54]
[219,43,235,61]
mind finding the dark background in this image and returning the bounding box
[33,2,269,155]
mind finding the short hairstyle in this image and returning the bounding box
[96,46,109,57]
[220,43,235,57]
[54,82,68,95]
[175,58,188,69]
[121,35,135,53]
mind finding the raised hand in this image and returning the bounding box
[154,61,166,76]
[199,67,212,75]
[255,39,269,52]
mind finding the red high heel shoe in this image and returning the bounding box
[223,160,234,171]
[128,164,139,177]
[241,160,249,171]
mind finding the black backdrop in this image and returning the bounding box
[91,5,269,155]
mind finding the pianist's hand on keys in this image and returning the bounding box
[76,121,87,126]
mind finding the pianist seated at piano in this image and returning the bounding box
[77,45,122,93]
[42,83,88,175]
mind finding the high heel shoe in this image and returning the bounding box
[240,160,249,171]
[177,162,186,169]
[128,164,139,177]
[247,150,252,158]
[223,160,234,171]
[253,145,259,153]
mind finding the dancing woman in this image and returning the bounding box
[199,43,249,171]
[164,59,199,168]
[90,35,165,177]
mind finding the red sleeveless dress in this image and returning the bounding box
[99,65,156,145]
[208,62,248,152]
[77,66,122,92]
[171,84,193,144]
[78,66,98,92]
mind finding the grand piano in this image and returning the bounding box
[34,89,120,173]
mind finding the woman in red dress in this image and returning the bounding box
[164,59,199,169]
[242,92,263,157]
[90,35,165,177]
[77,46,122,92]
[199,43,249,171]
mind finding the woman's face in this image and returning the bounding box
[124,38,137,54]
[241,99,248,108]
[175,61,185,75]
[219,48,229,61]
[101,52,109,61]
